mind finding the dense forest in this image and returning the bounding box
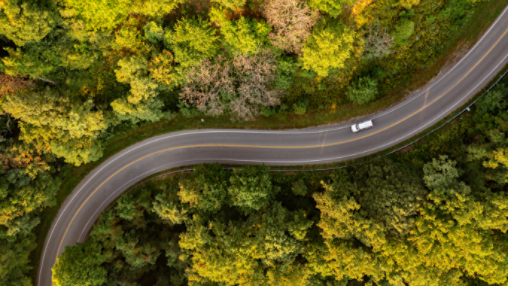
[53,80,508,286]
[0,0,496,165]
[0,0,506,285]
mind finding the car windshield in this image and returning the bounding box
[356,124,360,130]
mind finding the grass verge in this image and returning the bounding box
[30,0,508,283]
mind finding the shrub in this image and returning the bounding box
[292,179,307,196]
[346,76,378,105]
[392,19,415,47]
[275,57,300,90]
[293,98,308,115]
[261,107,277,117]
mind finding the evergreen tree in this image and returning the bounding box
[346,76,379,105]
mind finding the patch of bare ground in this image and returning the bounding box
[395,145,415,154]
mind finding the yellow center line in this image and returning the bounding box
[55,27,508,258]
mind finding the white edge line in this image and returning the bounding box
[77,47,508,247]
[38,5,508,285]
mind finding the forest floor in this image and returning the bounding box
[30,0,508,283]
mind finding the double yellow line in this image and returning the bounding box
[55,27,508,259]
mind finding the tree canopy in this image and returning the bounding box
[301,18,355,77]
[0,0,503,284]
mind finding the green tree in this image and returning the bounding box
[164,17,219,68]
[2,88,109,166]
[228,165,280,213]
[148,50,180,88]
[0,233,36,286]
[349,159,427,236]
[60,0,185,31]
[291,179,308,196]
[0,171,61,239]
[211,9,272,55]
[307,0,354,18]
[313,156,508,286]
[144,21,165,44]
[178,164,229,213]
[179,202,313,285]
[52,241,107,286]
[423,155,462,189]
[1,34,101,82]
[275,57,300,90]
[399,0,420,9]
[301,18,355,77]
[112,23,152,54]
[346,76,379,105]
[211,0,247,9]
[115,230,161,268]
[293,98,309,115]
[115,56,159,104]
[0,0,57,46]
[111,97,165,123]
[2,46,60,80]
[392,19,415,47]
[152,181,190,225]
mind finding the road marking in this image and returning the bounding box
[54,26,508,259]
[39,5,508,282]
[79,46,508,242]
[41,8,508,281]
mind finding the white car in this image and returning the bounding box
[351,120,374,133]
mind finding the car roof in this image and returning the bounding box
[358,120,373,128]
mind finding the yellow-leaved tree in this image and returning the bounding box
[313,156,508,285]
[301,18,355,77]
[2,88,109,166]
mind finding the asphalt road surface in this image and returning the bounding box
[38,6,508,285]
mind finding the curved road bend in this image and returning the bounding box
[39,6,508,286]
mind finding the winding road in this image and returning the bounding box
[38,6,508,286]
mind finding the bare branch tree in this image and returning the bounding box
[180,49,281,120]
[262,0,320,55]
[363,19,394,60]
[180,56,235,117]
[231,49,280,120]
[30,75,57,85]
[0,74,36,97]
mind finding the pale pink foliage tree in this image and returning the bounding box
[262,0,320,55]
[180,49,281,120]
